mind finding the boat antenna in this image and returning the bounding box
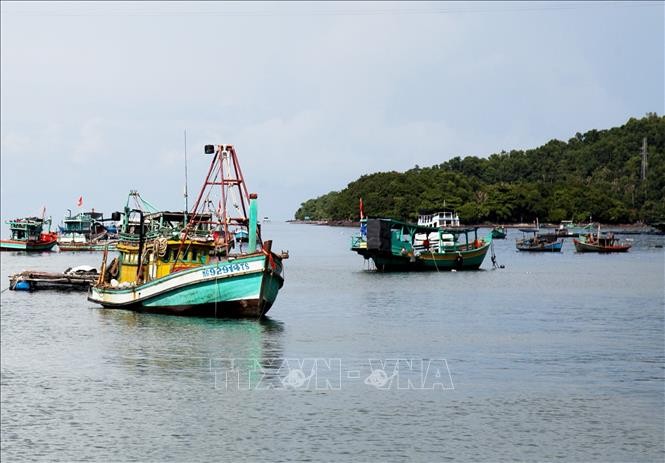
[184,129,189,224]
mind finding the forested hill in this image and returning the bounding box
[295,114,665,224]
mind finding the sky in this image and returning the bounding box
[1,1,663,232]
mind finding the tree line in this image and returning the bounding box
[295,114,665,224]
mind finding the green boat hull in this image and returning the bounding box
[491,228,507,239]
[366,244,490,272]
[88,254,284,317]
[0,239,57,252]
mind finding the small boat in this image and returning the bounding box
[88,144,287,318]
[491,226,507,239]
[351,218,492,271]
[57,210,118,251]
[554,219,579,237]
[516,231,563,252]
[0,217,58,252]
[573,225,631,253]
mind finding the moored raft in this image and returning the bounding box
[9,266,99,291]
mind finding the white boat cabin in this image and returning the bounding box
[417,211,460,228]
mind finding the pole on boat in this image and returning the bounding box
[184,129,188,225]
[249,193,258,252]
[135,209,145,283]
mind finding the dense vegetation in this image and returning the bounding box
[295,115,665,224]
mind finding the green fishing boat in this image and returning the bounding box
[88,144,287,317]
[491,226,507,239]
[0,217,58,252]
[351,218,492,272]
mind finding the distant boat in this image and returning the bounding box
[491,226,507,239]
[263,216,271,223]
[88,144,287,318]
[573,225,631,253]
[417,210,460,228]
[351,218,492,271]
[516,231,563,252]
[518,218,541,234]
[57,210,118,251]
[0,217,58,252]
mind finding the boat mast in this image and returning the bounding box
[184,130,188,224]
[172,144,253,270]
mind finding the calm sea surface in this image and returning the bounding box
[1,223,664,462]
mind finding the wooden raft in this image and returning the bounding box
[9,269,99,291]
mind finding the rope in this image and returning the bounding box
[490,240,504,269]
[431,251,440,272]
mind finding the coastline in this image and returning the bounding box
[286,219,664,234]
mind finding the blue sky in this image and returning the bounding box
[1,1,663,231]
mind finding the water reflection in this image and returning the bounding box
[93,309,285,382]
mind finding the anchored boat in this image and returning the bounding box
[57,210,118,251]
[573,225,631,253]
[88,144,287,318]
[516,231,563,252]
[351,218,492,271]
[491,226,507,239]
[0,217,58,252]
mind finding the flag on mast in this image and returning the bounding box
[77,196,83,207]
[359,198,364,220]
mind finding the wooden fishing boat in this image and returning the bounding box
[88,144,286,318]
[491,226,507,239]
[516,232,563,252]
[351,218,492,272]
[0,217,58,252]
[57,210,118,251]
[573,226,631,253]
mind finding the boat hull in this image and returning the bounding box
[357,243,491,272]
[516,240,563,252]
[88,253,283,317]
[491,228,507,239]
[0,237,57,252]
[57,240,118,251]
[573,240,631,253]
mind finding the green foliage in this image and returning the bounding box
[294,115,665,224]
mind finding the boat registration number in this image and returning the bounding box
[202,262,251,277]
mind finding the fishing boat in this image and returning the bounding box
[491,226,507,239]
[0,217,58,251]
[57,210,118,251]
[88,144,286,318]
[573,225,631,253]
[351,218,492,271]
[516,231,563,252]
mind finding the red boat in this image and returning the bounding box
[573,226,631,253]
[0,217,58,252]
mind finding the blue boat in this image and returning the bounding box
[516,232,563,252]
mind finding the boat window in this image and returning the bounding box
[191,250,198,262]
[162,248,171,262]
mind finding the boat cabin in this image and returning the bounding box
[7,217,49,241]
[417,211,460,228]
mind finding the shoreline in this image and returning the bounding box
[286,220,664,234]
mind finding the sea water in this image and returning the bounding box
[1,223,663,461]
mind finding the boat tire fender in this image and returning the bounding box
[456,253,463,269]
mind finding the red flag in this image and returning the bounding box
[77,196,83,207]
[359,198,364,220]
